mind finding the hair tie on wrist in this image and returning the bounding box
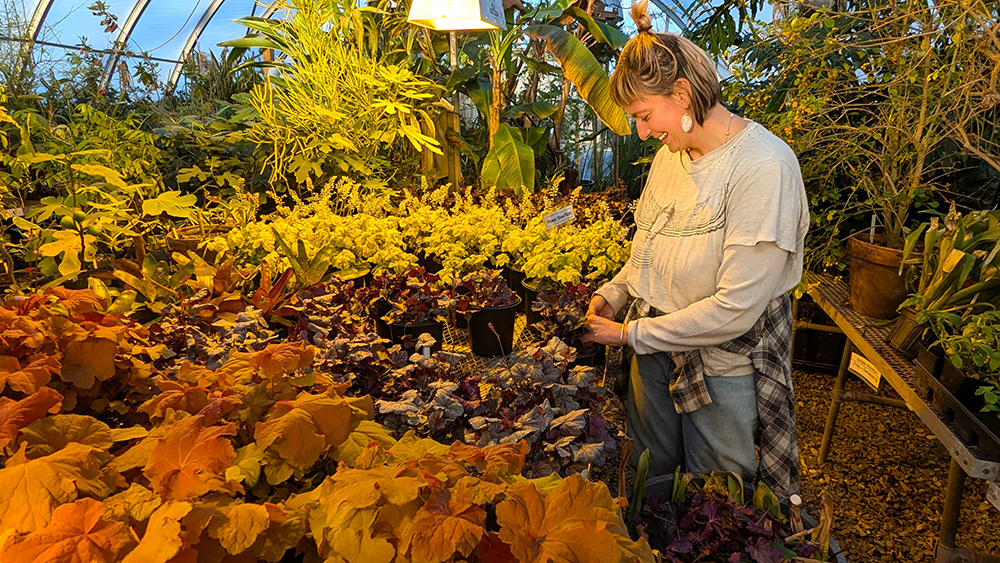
[636,23,652,33]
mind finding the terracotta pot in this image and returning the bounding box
[847,234,911,319]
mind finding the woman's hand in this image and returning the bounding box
[581,314,627,346]
[587,295,615,320]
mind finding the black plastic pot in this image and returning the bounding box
[522,279,555,327]
[417,252,442,274]
[887,306,924,358]
[468,297,521,357]
[570,343,606,369]
[371,299,392,339]
[504,266,527,306]
[389,319,443,353]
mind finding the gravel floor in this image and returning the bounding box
[793,368,1000,562]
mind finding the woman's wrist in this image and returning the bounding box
[618,320,629,346]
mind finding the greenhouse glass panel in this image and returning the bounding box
[124,0,203,62]
[193,0,260,57]
[35,0,141,51]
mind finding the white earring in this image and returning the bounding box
[681,112,693,133]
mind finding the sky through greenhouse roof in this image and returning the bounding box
[0,0,725,94]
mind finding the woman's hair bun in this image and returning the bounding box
[631,0,653,33]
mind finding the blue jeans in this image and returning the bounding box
[626,351,759,484]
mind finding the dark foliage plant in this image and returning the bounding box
[633,485,820,563]
[360,267,453,326]
[527,281,601,353]
[455,269,519,314]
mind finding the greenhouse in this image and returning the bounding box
[0,0,999,560]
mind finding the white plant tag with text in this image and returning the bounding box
[544,205,575,230]
[849,352,881,390]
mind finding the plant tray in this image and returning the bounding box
[912,351,1000,462]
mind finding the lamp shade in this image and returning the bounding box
[407,0,506,30]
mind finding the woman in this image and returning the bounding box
[582,0,808,497]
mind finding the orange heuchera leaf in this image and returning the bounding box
[60,336,118,390]
[139,379,211,421]
[253,503,307,563]
[111,414,181,473]
[403,486,486,563]
[0,387,63,453]
[20,414,114,458]
[1,316,49,355]
[254,391,357,472]
[120,501,193,563]
[0,498,134,563]
[250,341,314,381]
[207,502,269,555]
[143,415,237,501]
[174,361,221,386]
[196,389,242,426]
[0,442,111,535]
[103,483,162,523]
[495,474,623,563]
[44,287,107,315]
[0,354,59,395]
[447,441,529,480]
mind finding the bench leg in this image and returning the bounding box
[818,340,853,464]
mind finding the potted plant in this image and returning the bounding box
[455,269,521,357]
[360,267,452,352]
[526,281,606,367]
[626,458,844,563]
[893,205,1000,356]
[516,217,630,324]
[733,0,1000,317]
[423,205,513,283]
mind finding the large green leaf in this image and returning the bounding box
[141,191,197,219]
[522,126,551,157]
[501,101,558,120]
[71,163,127,190]
[464,75,492,119]
[561,7,626,48]
[481,124,536,196]
[525,24,631,136]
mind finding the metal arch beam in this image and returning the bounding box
[15,0,56,73]
[647,0,688,31]
[99,0,154,89]
[165,0,228,92]
[27,0,56,40]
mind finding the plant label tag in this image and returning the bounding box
[544,205,575,230]
[3,207,24,218]
[849,352,881,390]
[422,346,431,359]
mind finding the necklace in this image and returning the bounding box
[685,112,737,162]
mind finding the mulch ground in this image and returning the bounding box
[793,368,1000,562]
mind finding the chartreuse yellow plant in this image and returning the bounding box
[215,178,416,278]
[513,216,631,291]
[229,0,446,188]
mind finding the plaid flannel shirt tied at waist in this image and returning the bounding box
[658,294,801,496]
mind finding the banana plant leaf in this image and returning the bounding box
[561,7,628,48]
[481,124,536,195]
[502,101,559,120]
[525,24,631,136]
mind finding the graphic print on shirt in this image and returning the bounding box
[631,163,730,270]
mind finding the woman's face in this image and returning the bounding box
[624,91,688,153]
